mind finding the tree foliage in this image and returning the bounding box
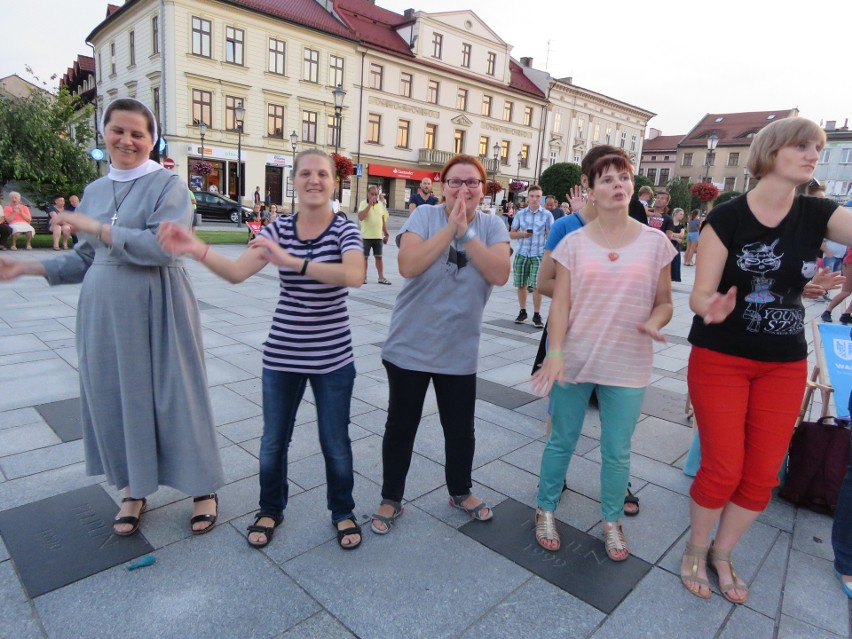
[714,191,741,206]
[666,178,693,213]
[539,163,581,200]
[632,173,655,198]
[0,86,98,207]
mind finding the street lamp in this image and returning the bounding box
[492,142,500,203]
[331,84,346,201]
[198,120,207,191]
[743,167,750,192]
[234,102,245,227]
[289,130,298,213]
[703,132,718,183]
[516,151,523,182]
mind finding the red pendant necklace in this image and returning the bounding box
[597,218,629,262]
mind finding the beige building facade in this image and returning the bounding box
[86,0,547,212]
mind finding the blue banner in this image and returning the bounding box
[817,323,852,418]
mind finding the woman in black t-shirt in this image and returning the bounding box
[681,118,852,604]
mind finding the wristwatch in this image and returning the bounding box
[458,227,477,246]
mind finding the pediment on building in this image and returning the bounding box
[451,114,473,127]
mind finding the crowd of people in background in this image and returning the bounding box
[4,97,852,605]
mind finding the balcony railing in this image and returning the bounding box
[418,148,499,173]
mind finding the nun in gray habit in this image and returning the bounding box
[0,97,224,536]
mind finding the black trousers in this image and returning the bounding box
[381,360,477,502]
[0,222,10,247]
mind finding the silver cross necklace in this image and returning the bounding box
[111,179,140,225]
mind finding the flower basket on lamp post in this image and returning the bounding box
[690,182,720,211]
[331,153,355,207]
[509,180,526,192]
[486,180,503,196]
[190,161,213,177]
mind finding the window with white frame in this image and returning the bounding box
[553,112,561,134]
[424,123,437,149]
[152,17,159,54]
[523,106,533,127]
[461,43,471,68]
[427,80,439,104]
[620,131,626,148]
[129,31,135,66]
[503,101,513,122]
[432,33,443,59]
[819,149,831,163]
[268,104,285,138]
[486,52,496,75]
[549,150,557,166]
[370,63,383,90]
[841,148,852,163]
[453,130,465,154]
[481,95,492,117]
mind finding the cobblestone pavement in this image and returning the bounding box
[0,215,848,638]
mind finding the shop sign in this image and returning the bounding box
[368,163,441,182]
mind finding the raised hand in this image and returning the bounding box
[450,194,468,238]
[808,266,845,298]
[157,221,199,255]
[248,236,299,270]
[567,185,586,213]
[703,286,737,324]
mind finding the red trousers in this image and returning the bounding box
[687,346,807,511]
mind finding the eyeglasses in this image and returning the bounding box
[444,178,483,188]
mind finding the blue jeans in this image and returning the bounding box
[259,363,356,525]
[538,382,645,521]
[833,428,852,575]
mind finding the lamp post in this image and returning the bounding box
[289,130,298,213]
[743,167,750,192]
[234,102,245,227]
[703,132,718,183]
[516,151,522,182]
[331,84,346,202]
[198,120,207,191]
[492,142,500,205]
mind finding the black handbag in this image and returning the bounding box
[779,416,850,515]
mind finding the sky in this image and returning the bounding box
[3,0,849,135]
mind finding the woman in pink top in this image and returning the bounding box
[531,148,675,561]
[3,192,35,250]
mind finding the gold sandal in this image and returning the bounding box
[708,544,749,604]
[602,520,629,561]
[534,507,560,551]
[680,542,712,599]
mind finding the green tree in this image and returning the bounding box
[666,178,693,213]
[714,191,741,206]
[633,173,655,199]
[0,85,98,208]
[539,163,581,201]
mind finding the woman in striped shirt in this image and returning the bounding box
[158,149,365,550]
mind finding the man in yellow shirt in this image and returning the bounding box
[358,185,391,284]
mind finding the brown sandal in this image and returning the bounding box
[708,544,749,604]
[534,507,560,551]
[680,542,712,599]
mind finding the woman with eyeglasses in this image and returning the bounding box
[369,154,511,534]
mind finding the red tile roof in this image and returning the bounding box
[236,0,355,39]
[681,109,798,147]
[642,134,683,151]
[335,0,412,57]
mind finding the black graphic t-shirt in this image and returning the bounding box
[689,194,838,361]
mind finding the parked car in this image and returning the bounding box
[193,191,253,224]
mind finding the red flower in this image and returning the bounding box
[190,161,213,176]
[690,182,720,202]
[486,180,503,195]
[331,153,355,180]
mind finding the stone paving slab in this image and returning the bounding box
[34,397,82,443]
[0,561,43,639]
[0,439,85,480]
[0,484,154,597]
[284,504,530,639]
[459,576,605,639]
[459,498,652,613]
[34,525,319,639]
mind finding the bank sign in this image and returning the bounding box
[368,164,441,182]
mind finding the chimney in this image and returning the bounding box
[404,8,414,19]
[520,57,533,68]
[565,76,572,85]
[826,120,836,131]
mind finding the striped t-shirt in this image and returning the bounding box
[259,214,363,373]
[551,224,676,388]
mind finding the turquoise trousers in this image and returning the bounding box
[538,382,646,521]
